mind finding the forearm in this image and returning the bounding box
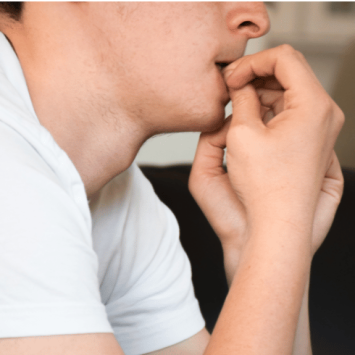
[293,277,312,355]
[206,221,312,355]
[223,247,313,355]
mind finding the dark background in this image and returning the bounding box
[142,165,355,355]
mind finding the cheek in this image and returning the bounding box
[109,34,227,131]
[180,69,229,132]
[128,64,228,133]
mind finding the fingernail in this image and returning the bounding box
[223,69,234,81]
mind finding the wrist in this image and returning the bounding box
[228,219,313,284]
[246,204,315,237]
[243,189,319,229]
[221,242,244,286]
[220,211,314,286]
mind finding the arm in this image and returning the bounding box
[188,45,344,354]
[146,274,310,355]
[149,46,343,355]
[224,244,312,355]
[293,277,312,355]
[144,329,210,355]
[0,334,125,355]
[207,222,313,354]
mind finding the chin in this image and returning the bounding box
[155,95,228,135]
[193,102,227,133]
[200,114,226,133]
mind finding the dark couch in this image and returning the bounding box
[141,165,355,355]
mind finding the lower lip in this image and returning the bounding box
[216,65,230,104]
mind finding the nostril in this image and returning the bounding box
[238,20,260,34]
[238,21,253,28]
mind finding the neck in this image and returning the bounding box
[3,4,152,198]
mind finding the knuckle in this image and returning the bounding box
[277,44,296,56]
[314,94,333,119]
[324,97,334,113]
[318,98,345,133]
[326,100,345,127]
[335,105,345,127]
[232,85,255,107]
[235,93,250,107]
[295,50,306,62]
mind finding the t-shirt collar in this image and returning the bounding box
[0,32,38,122]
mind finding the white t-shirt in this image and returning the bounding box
[0,33,205,354]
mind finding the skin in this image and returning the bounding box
[2,2,269,197]
[190,47,344,354]
[0,3,344,355]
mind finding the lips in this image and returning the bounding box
[216,62,230,71]
[214,63,232,105]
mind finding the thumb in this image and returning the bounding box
[229,84,263,129]
[323,151,344,199]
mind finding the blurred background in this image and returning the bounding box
[137,2,355,169]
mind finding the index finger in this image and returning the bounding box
[224,45,321,95]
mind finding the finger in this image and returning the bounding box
[260,105,269,118]
[224,45,323,96]
[317,151,344,208]
[261,108,274,125]
[325,151,343,185]
[252,76,283,91]
[191,117,231,177]
[256,88,284,116]
[229,84,264,129]
[260,105,274,124]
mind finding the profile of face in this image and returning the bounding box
[86,2,269,135]
[71,2,268,136]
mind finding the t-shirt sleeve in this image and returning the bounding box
[0,122,113,338]
[90,164,205,355]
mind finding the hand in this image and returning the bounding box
[223,45,343,226]
[189,45,344,280]
[250,85,344,255]
[189,116,247,281]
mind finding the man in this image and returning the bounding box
[0,3,344,355]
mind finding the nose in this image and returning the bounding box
[224,2,270,39]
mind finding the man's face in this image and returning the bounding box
[82,2,270,135]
